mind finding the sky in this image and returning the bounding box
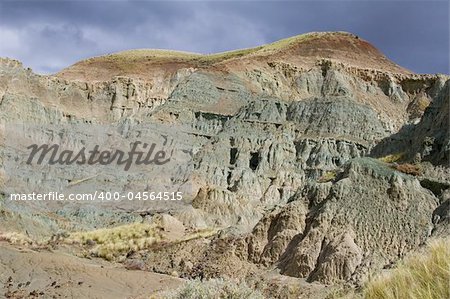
[0,0,448,74]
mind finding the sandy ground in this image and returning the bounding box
[0,242,183,299]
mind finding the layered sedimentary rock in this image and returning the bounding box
[0,32,448,290]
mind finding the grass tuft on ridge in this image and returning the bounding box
[363,238,450,299]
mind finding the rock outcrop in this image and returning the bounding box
[0,32,448,294]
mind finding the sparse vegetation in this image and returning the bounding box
[175,228,218,243]
[199,47,263,63]
[378,152,422,176]
[0,232,33,246]
[415,97,431,112]
[65,222,217,261]
[325,287,356,299]
[363,238,450,299]
[408,96,431,118]
[67,32,322,74]
[66,222,165,261]
[99,49,201,66]
[394,163,422,176]
[194,32,317,63]
[378,152,405,163]
[318,170,337,183]
[258,32,318,53]
[162,278,265,299]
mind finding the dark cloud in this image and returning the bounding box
[0,0,448,74]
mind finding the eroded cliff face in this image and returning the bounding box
[0,32,448,293]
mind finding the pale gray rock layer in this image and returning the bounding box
[0,54,448,286]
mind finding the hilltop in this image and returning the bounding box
[57,32,409,81]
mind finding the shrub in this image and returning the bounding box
[364,238,450,299]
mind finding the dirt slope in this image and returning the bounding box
[0,243,182,299]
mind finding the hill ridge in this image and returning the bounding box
[57,31,409,81]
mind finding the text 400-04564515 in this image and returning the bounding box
[126,191,183,201]
[95,191,183,201]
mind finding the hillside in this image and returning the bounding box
[0,31,449,298]
[57,32,410,82]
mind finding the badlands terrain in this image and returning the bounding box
[0,32,449,298]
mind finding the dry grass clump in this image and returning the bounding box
[408,96,431,118]
[66,222,218,261]
[393,163,422,176]
[416,97,431,111]
[378,152,422,176]
[378,152,405,163]
[318,170,337,183]
[0,231,33,246]
[363,238,450,299]
[66,222,164,261]
[162,278,264,299]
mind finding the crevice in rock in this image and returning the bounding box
[420,179,450,197]
[249,152,260,171]
[306,237,327,283]
[230,148,238,165]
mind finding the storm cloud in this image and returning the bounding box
[0,0,448,74]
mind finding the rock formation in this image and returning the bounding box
[0,31,448,298]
